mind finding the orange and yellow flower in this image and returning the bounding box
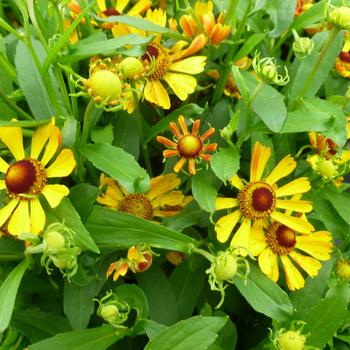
[97,172,191,219]
[215,142,314,254]
[0,121,76,236]
[157,115,217,175]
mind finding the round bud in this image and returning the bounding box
[214,252,238,282]
[293,37,314,58]
[318,159,338,178]
[261,64,277,80]
[336,259,350,280]
[277,330,306,350]
[51,255,69,269]
[329,7,350,30]
[44,231,66,253]
[99,304,119,323]
[120,57,144,79]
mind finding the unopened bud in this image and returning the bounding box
[214,251,238,282]
[293,37,314,58]
[98,304,120,323]
[277,330,306,350]
[43,231,65,254]
[336,259,350,281]
[120,57,144,79]
[329,7,350,30]
[318,159,338,178]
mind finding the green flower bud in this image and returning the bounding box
[336,259,350,281]
[98,304,120,324]
[214,251,238,282]
[329,7,350,30]
[318,159,338,178]
[43,231,66,254]
[293,37,314,58]
[277,330,306,350]
[120,57,144,79]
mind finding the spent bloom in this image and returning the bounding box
[0,120,76,236]
[157,115,217,175]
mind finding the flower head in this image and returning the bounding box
[157,116,217,175]
[336,259,350,281]
[97,172,191,219]
[0,121,76,236]
[329,6,350,31]
[215,142,314,254]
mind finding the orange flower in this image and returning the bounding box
[157,115,217,175]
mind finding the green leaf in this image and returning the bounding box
[233,264,293,321]
[191,172,217,213]
[82,143,150,194]
[86,206,197,253]
[213,318,237,350]
[233,33,266,62]
[91,124,114,145]
[291,1,325,32]
[325,189,350,225]
[144,316,227,350]
[0,237,24,261]
[0,260,28,332]
[303,284,350,349]
[28,325,126,350]
[45,198,99,254]
[211,146,240,183]
[138,264,179,326]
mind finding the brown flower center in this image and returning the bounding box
[103,8,120,16]
[119,194,153,220]
[266,222,296,255]
[177,135,203,158]
[143,44,170,81]
[340,51,350,63]
[239,181,276,220]
[5,159,47,197]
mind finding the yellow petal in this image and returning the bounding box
[265,155,296,185]
[276,199,313,213]
[0,157,9,173]
[151,191,184,209]
[164,72,197,101]
[40,127,62,166]
[0,180,6,189]
[97,0,106,11]
[116,0,129,13]
[289,251,321,277]
[215,210,241,243]
[276,177,311,197]
[271,211,314,234]
[249,220,267,256]
[128,0,151,15]
[0,199,19,227]
[144,80,170,109]
[169,56,207,74]
[250,142,271,182]
[296,231,333,260]
[31,121,57,160]
[215,197,239,211]
[280,255,305,291]
[42,184,69,208]
[258,248,279,282]
[147,173,180,200]
[30,198,46,235]
[230,218,251,256]
[229,174,244,190]
[145,8,166,27]
[8,200,30,236]
[46,149,76,178]
[0,127,25,160]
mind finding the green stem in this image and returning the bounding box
[0,54,17,84]
[191,247,214,262]
[0,17,23,40]
[225,0,239,26]
[0,88,33,120]
[27,0,48,51]
[53,65,72,114]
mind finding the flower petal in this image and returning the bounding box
[164,72,197,101]
[215,197,239,211]
[215,210,241,243]
[258,248,279,282]
[46,149,76,178]
[128,0,151,16]
[276,199,313,213]
[280,255,305,290]
[151,191,184,209]
[0,127,25,160]
[31,121,57,160]
[276,177,311,197]
[249,220,267,256]
[0,157,9,173]
[40,125,61,166]
[265,155,296,185]
[0,180,6,190]
[271,211,314,234]
[0,199,19,227]
[144,80,170,109]
[42,184,69,208]
[289,250,321,277]
[296,231,333,260]
[230,218,251,256]
[30,198,46,235]
[147,173,180,200]
[169,56,206,74]
[229,174,244,190]
[8,200,30,236]
[250,142,271,182]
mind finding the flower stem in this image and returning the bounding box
[0,88,33,120]
[191,247,214,262]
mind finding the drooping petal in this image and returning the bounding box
[215,210,241,243]
[46,149,76,178]
[163,72,197,101]
[0,127,25,161]
[42,184,69,208]
[265,155,296,185]
[40,125,61,166]
[8,200,30,236]
[230,218,251,256]
[296,231,333,260]
[169,56,207,74]
[173,157,187,173]
[0,199,19,227]
[289,251,322,277]
[258,248,279,282]
[275,199,313,213]
[280,255,305,290]
[250,142,271,182]
[147,173,180,200]
[0,157,9,173]
[30,198,46,235]
[276,177,311,197]
[144,80,170,109]
[215,197,239,211]
[271,211,314,234]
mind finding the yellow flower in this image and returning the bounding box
[249,219,332,290]
[97,173,191,219]
[215,142,314,253]
[0,121,76,236]
[157,115,217,175]
[335,51,350,78]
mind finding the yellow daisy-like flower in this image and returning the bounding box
[97,173,191,219]
[215,142,314,252]
[249,219,332,290]
[157,115,217,175]
[0,121,76,236]
[335,51,350,78]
